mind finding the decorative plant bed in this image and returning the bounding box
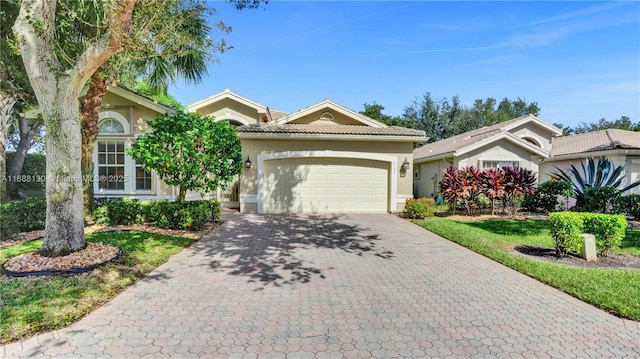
[1,243,122,277]
[514,245,640,270]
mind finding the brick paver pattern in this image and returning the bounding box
[3,213,640,358]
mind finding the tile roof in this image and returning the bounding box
[413,115,536,159]
[551,129,640,156]
[237,123,425,137]
[267,109,289,121]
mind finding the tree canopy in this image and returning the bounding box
[127,111,242,202]
[362,93,540,143]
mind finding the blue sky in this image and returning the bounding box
[169,1,640,128]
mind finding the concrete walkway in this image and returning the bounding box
[2,213,639,358]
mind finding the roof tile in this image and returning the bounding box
[551,129,640,156]
[237,123,425,137]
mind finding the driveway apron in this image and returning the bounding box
[2,213,639,358]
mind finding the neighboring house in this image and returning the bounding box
[413,114,640,198]
[188,90,426,213]
[539,129,640,195]
[412,115,562,198]
[92,87,426,213]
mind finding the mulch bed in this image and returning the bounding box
[1,221,221,277]
[513,245,640,270]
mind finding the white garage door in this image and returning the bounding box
[262,157,388,213]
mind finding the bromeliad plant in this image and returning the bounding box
[550,156,640,210]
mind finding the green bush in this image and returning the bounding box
[613,194,640,220]
[581,213,627,256]
[0,197,47,239]
[522,180,573,213]
[577,186,621,213]
[94,198,221,231]
[105,198,141,225]
[549,211,627,257]
[549,212,584,257]
[402,197,446,219]
[150,200,221,230]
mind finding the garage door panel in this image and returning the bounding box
[262,157,388,213]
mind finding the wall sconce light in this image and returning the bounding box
[402,157,411,171]
[244,156,252,169]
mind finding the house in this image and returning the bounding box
[94,87,427,213]
[412,115,562,198]
[539,129,640,195]
[412,114,640,198]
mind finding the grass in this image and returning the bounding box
[416,217,640,321]
[0,231,192,343]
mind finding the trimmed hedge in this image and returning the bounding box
[549,212,627,257]
[402,197,446,219]
[0,197,47,239]
[94,198,221,230]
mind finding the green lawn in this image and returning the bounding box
[416,218,640,321]
[0,232,192,343]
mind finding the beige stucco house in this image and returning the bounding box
[413,114,640,198]
[412,115,562,198]
[94,87,426,213]
[188,90,426,213]
[539,129,640,195]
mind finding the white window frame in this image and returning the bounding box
[94,112,154,195]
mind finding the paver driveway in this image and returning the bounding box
[3,213,640,358]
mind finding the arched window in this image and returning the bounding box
[522,137,541,147]
[98,119,125,134]
[319,112,334,121]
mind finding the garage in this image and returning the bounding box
[261,157,389,213]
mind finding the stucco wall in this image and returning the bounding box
[190,98,263,124]
[413,159,452,198]
[508,122,555,151]
[239,138,415,213]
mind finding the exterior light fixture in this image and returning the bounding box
[402,157,410,171]
[244,156,252,169]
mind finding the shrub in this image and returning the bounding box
[93,199,221,231]
[0,197,47,239]
[613,194,640,220]
[549,212,584,257]
[105,198,141,225]
[402,197,446,219]
[576,186,621,213]
[581,213,627,256]
[522,180,573,213]
[151,200,221,230]
[549,212,627,257]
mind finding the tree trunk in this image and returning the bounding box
[80,71,109,223]
[7,117,43,199]
[39,86,87,257]
[0,81,18,203]
[13,0,136,257]
[177,186,187,203]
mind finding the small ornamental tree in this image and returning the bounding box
[128,111,242,202]
[439,166,465,215]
